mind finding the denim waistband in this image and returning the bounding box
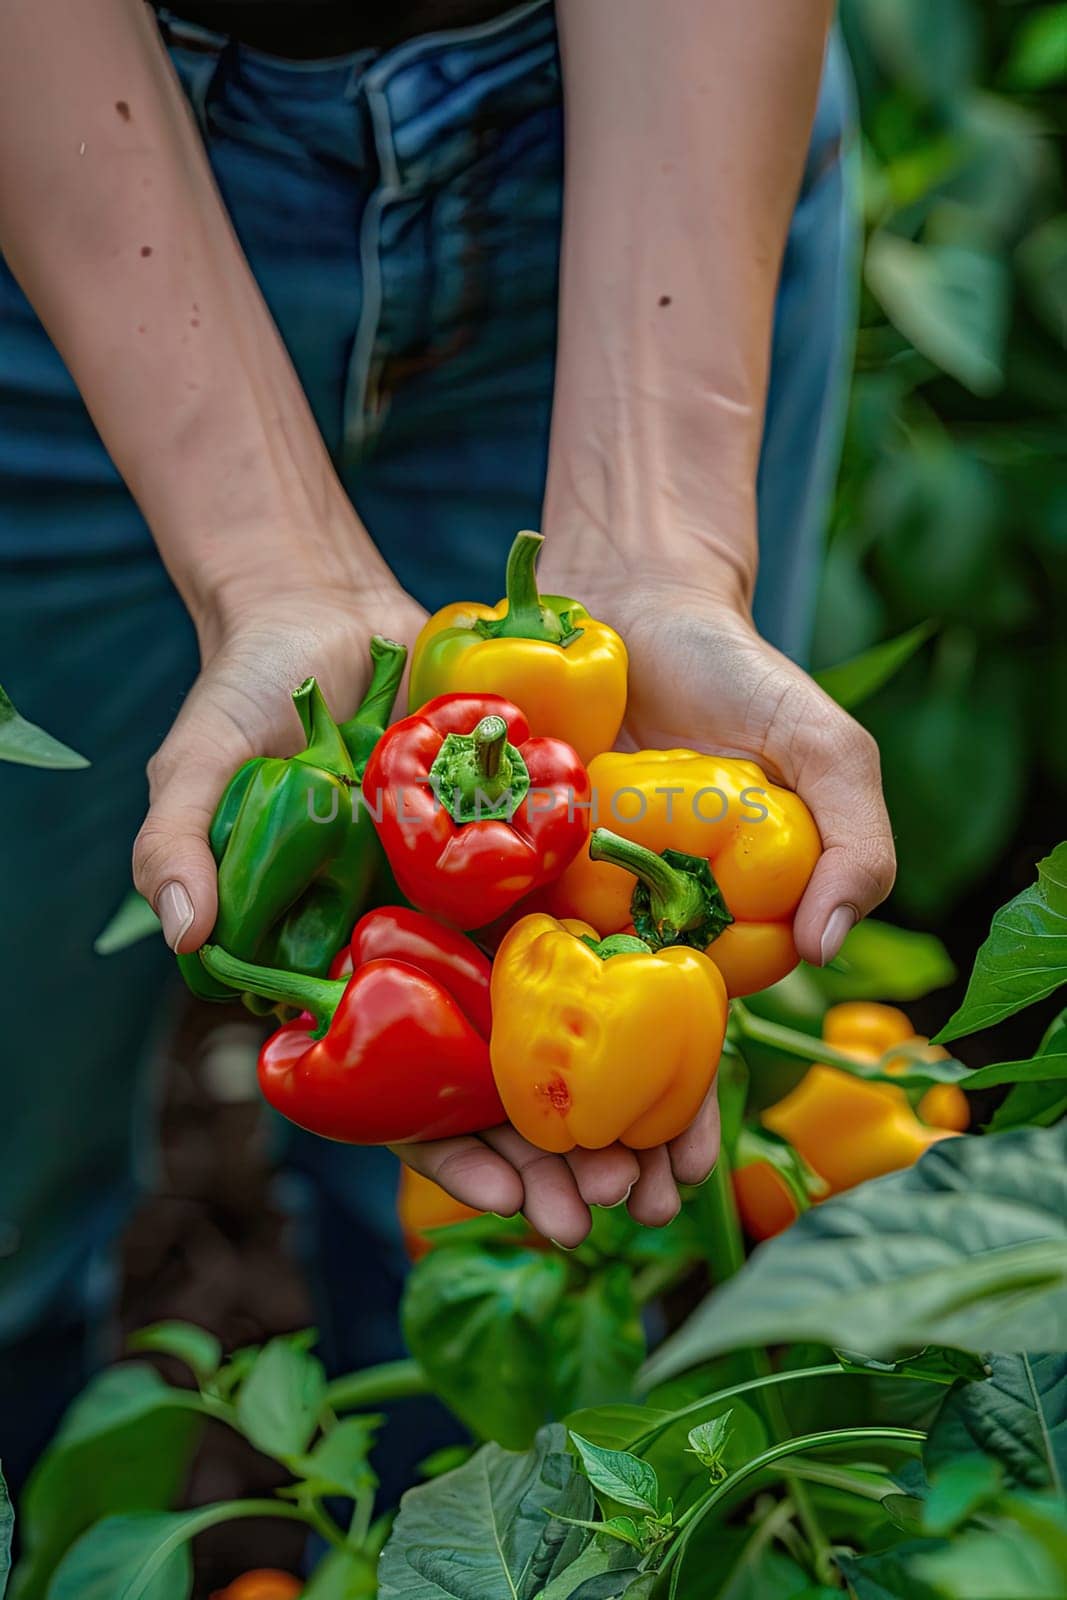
[158,1,558,187]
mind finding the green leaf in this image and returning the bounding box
[47,1512,192,1600]
[914,1495,1067,1598]
[378,1424,611,1599]
[402,1246,568,1451]
[926,1353,1067,1494]
[865,236,1009,395]
[0,684,89,769]
[936,845,1067,1042]
[535,1542,645,1600]
[641,1123,1067,1385]
[989,1013,1067,1133]
[680,1521,813,1600]
[293,1416,382,1500]
[303,1548,378,1599]
[809,919,955,1004]
[234,1336,326,1459]
[127,1322,222,1386]
[686,1412,734,1479]
[10,1366,204,1600]
[94,893,161,957]
[551,1267,644,1417]
[836,1347,990,1386]
[47,1501,301,1600]
[838,1542,947,1600]
[1002,4,1067,88]
[1018,216,1067,342]
[923,1454,1003,1535]
[568,1435,659,1517]
[1,1465,12,1593]
[846,0,978,99]
[814,621,935,711]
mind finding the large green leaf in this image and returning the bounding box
[846,0,979,99]
[811,918,955,1004]
[914,1495,1067,1598]
[814,621,935,711]
[865,236,1009,395]
[378,1425,631,1600]
[988,1013,1067,1133]
[234,1336,326,1460]
[837,1542,948,1600]
[47,1501,300,1600]
[641,1124,1067,1386]
[926,1353,1067,1494]
[11,1366,204,1600]
[551,1266,644,1417]
[402,1247,568,1451]
[866,659,1026,921]
[1002,4,1067,88]
[0,685,89,770]
[936,844,1067,1042]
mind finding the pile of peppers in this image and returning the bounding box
[185,531,822,1156]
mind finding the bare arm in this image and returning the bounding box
[0,0,398,629]
[545,2,895,1123]
[547,0,831,597]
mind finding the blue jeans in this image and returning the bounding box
[0,1,856,1487]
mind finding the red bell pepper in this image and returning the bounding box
[198,908,503,1144]
[362,693,591,929]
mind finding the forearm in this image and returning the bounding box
[0,0,393,634]
[546,0,833,607]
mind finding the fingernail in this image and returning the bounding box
[157,881,194,952]
[820,904,857,966]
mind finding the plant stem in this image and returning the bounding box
[325,1358,430,1411]
[784,1459,900,1503]
[303,1498,348,1552]
[659,1428,925,1590]
[730,1002,900,1077]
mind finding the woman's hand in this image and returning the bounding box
[132,576,428,954]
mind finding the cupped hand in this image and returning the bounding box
[132,578,428,954]
[133,570,710,1248]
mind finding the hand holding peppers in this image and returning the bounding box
[363,693,590,928]
[178,636,407,1007]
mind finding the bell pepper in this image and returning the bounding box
[397,1166,483,1260]
[408,531,628,763]
[489,912,728,1152]
[210,1574,303,1600]
[178,637,407,1008]
[547,752,821,998]
[822,1001,970,1132]
[762,1065,958,1195]
[198,908,504,1144]
[363,693,590,929]
[730,1126,825,1242]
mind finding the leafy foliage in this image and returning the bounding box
[815,0,1067,918]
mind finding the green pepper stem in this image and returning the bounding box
[488,530,562,643]
[199,943,346,1025]
[292,678,355,777]
[341,636,407,748]
[474,714,508,781]
[580,932,652,960]
[590,828,706,932]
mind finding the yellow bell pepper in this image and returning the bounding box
[823,1001,970,1132]
[489,913,728,1152]
[408,531,628,763]
[762,1065,957,1195]
[546,752,821,997]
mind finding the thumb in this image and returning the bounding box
[791,717,896,967]
[133,714,255,954]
